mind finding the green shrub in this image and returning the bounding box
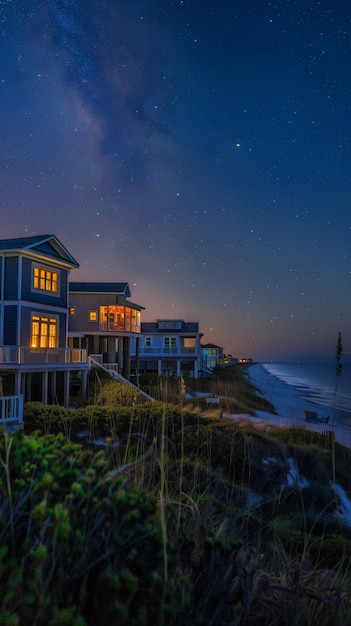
[95,380,149,406]
[0,428,175,625]
[18,367,351,625]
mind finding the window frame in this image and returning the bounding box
[32,263,60,296]
[163,337,177,348]
[30,313,58,349]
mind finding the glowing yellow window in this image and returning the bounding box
[89,311,97,321]
[31,315,57,348]
[33,266,58,293]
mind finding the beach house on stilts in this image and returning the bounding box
[67,282,144,382]
[0,235,88,428]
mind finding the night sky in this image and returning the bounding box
[1,1,350,362]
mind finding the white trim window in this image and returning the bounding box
[164,337,177,348]
[144,336,152,347]
[31,314,58,348]
[32,264,59,294]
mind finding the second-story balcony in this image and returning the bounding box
[140,346,197,355]
[99,321,140,334]
[0,346,87,367]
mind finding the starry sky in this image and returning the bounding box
[1,0,350,362]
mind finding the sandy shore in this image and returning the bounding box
[225,363,351,449]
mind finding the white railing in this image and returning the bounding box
[99,323,141,333]
[88,357,155,402]
[0,395,24,424]
[0,347,87,365]
[88,357,119,373]
[141,347,196,355]
[89,354,103,364]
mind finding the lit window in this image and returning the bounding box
[33,266,58,293]
[89,311,97,321]
[69,307,76,316]
[31,315,57,348]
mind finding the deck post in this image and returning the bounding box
[118,338,123,373]
[64,371,70,407]
[176,360,181,377]
[81,368,88,398]
[42,371,48,404]
[123,337,130,380]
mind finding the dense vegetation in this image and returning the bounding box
[0,366,351,624]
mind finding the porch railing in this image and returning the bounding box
[0,395,24,424]
[88,357,154,402]
[99,322,141,333]
[0,347,87,365]
[140,347,197,355]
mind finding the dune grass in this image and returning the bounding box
[5,365,351,624]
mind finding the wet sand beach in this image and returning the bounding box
[225,363,351,449]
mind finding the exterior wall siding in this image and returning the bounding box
[59,312,67,347]
[3,305,17,345]
[68,293,115,332]
[4,257,18,299]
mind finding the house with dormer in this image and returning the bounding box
[0,235,88,425]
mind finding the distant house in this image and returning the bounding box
[136,319,203,378]
[0,235,88,425]
[68,282,144,380]
[224,354,238,366]
[201,343,224,370]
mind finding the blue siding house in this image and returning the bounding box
[0,235,88,424]
[136,319,203,378]
[201,343,224,370]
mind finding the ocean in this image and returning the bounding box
[262,362,351,417]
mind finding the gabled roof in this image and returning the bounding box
[69,283,144,310]
[201,343,223,350]
[69,282,131,297]
[116,296,144,311]
[0,235,79,268]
